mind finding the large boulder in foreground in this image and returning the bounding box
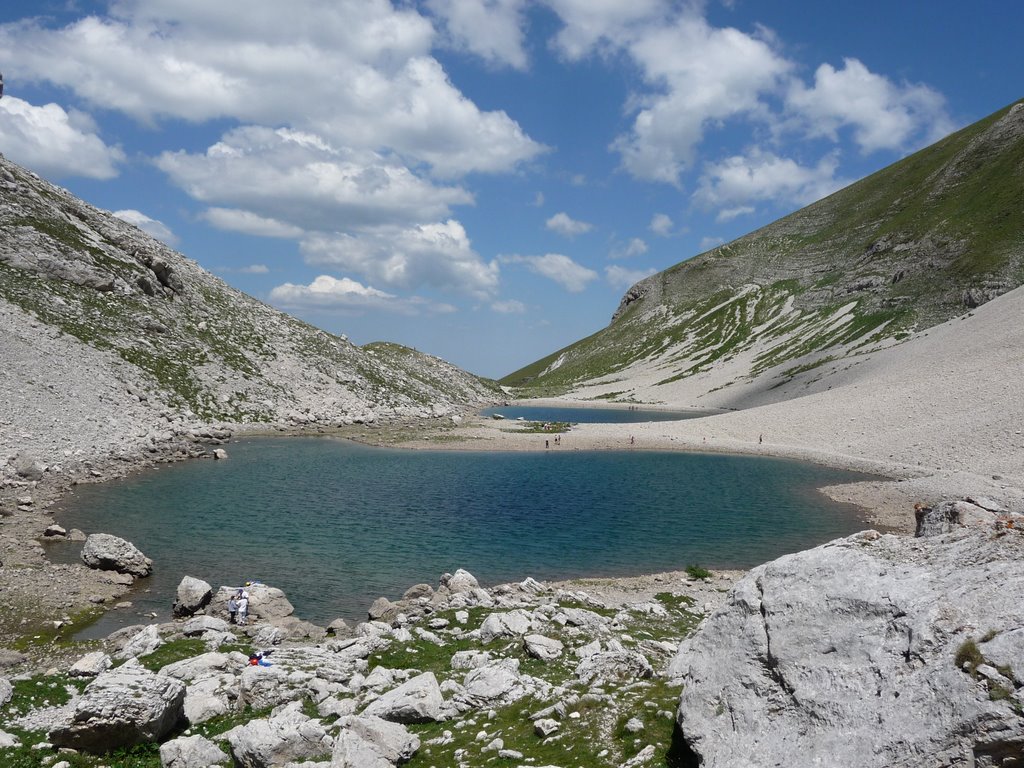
[49,660,185,753]
[81,533,153,577]
[173,575,213,617]
[673,526,1024,767]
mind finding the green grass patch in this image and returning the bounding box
[954,638,985,676]
[684,565,712,581]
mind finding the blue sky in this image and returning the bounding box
[0,1,1020,378]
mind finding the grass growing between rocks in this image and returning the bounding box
[3,599,104,653]
[366,592,703,768]
[0,740,160,768]
[2,674,88,717]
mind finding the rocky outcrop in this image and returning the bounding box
[209,584,294,623]
[673,523,1024,767]
[49,660,186,753]
[68,652,112,678]
[173,575,212,617]
[80,533,153,577]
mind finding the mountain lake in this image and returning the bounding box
[50,434,876,636]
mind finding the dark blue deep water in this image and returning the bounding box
[53,437,873,629]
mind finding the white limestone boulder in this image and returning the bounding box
[478,610,533,643]
[332,715,420,766]
[361,672,445,723]
[81,533,153,577]
[225,701,332,767]
[159,733,228,767]
[173,576,213,617]
[524,634,564,661]
[675,528,1024,767]
[49,661,185,753]
[115,625,164,660]
[69,652,112,678]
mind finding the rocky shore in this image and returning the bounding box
[1,495,1022,768]
[0,553,742,767]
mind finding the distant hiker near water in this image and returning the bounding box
[227,594,238,624]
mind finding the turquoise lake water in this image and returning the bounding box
[52,437,873,631]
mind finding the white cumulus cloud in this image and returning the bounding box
[502,253,598,292]
[545,211,593,237]
[202,208,304,239]
[156,126,473,232]
[269,274,445,314]
[427,0,529,70]
[491,298,527,314]
[786,58,955,153]
[610,237,647,259]
[301,220,499,298]
[0,1,545,177]
[694,149,847,210]
[270,274,454,315]
[604,10,792,184]
[0,97,124,179]
[113,209,178,245]
[606,264,656,289]
[649,213,674,237]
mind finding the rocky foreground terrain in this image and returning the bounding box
[0,499,1021,768]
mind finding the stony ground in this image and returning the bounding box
[0,565,742,768]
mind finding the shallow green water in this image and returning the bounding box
[53,437,873,629]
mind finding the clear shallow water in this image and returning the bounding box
[52,437,872,632]
[479,405,708,423]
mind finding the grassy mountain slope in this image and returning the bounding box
[0,153,501,435]
[503,100,1024,407]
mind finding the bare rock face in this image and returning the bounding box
[673,527,1024,767]
[81,533,153,578]
[49,661,185,753]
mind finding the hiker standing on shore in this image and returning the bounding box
[227,593,239,624]
[237,591,249,625]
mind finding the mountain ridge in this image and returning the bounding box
[0,153,501,472]
[502,99,1024,409]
